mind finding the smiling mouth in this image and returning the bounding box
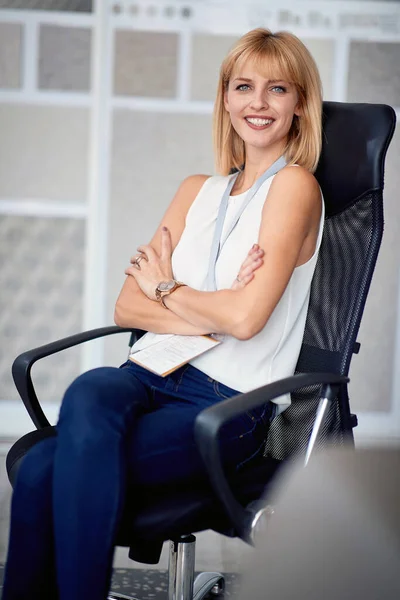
[245,117,274,129]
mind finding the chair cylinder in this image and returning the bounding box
[168,535,196,600]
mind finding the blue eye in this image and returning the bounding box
[236,84,250,91]
[271,86,286,93]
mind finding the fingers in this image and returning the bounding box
[130,253,147,269]
[126,232,172,281]
[237,244,258,269]
[240,257,263,278]
[137,244,157,261]
[125,265,139,277]
[248,243,260,257]
[160,226,172,262]
[238,248,264,276]
[231,271,255,290]
[240,245,262,270]
[238,273,255,286]
[231,245,264,290]
[130,228,171,270]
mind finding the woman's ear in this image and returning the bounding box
[294,103,302,117]
[224,89,230,112]
[294,98,303,117]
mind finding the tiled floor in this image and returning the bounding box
[0,565,241,599]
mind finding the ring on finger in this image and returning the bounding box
[134,255,145,268]
[236,276,241,283]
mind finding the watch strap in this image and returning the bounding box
[156,280,186,308]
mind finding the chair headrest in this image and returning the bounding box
[315,102,396,217]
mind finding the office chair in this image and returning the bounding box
[5,102,396,600]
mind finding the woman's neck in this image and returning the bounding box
[232,145,286,195]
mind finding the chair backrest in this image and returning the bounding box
[266,101,396,460]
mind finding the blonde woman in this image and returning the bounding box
[4,29,324,600]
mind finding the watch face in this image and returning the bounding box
[158,280,175,292]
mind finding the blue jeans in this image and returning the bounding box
[3,362,273,600]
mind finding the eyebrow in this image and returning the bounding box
[233,77,288,84]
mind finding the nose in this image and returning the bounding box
[249,88,269,111]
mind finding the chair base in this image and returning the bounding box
[108,594,139,600]
[193,572,225,600]
[109,535,225,600]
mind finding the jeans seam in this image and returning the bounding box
[213,382,265,432]
[174,364,190,392]
[235,437,267,470]
[150,385,156,406]
[213,380,232,399]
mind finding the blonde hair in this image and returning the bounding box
[213,28,323,174]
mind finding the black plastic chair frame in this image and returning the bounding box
[11,323,348,541]
[10,324,347,600]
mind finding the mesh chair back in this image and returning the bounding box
[266,102,396,460]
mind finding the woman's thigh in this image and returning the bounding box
[57,366,154,438]
[126,394,267,488]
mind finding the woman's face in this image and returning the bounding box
[224,59,301,155]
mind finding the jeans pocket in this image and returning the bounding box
[213,383,270,434]
[213,381,239,400]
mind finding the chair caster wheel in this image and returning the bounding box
[209,578,225,596]
[193,573,225,600]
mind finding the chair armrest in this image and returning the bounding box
[194,372,348,543]
[12,326,145,429]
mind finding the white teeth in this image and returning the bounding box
[246,117,273,126]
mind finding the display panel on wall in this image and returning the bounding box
[0,215,85,403]
[0,0,92,11]
[0,23,92,92]
[0,104,90,200]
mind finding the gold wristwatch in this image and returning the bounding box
[155,280,186,308]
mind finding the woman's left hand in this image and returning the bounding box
[125,227,173,300]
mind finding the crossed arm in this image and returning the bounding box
[114,246,263,335]
[114,175,260,335]
[115,167,321,340]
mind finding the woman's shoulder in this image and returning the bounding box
[181,173,212,190]
[273,164,319,189]
[263,164,322,225]
[169,174,221,223]
[270,164,321,204]
[178,173,229,204]
[180,173,229,191]
[169,174,230,223]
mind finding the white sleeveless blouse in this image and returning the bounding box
[131,172,324,411]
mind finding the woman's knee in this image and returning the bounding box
[14,436,57,494]
[59,367,122,422]
[57,366,146,441]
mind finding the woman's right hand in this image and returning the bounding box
[231,244,264,290]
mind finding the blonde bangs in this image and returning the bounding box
[232,44,296,89]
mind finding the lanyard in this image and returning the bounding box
[206,155,287,291]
